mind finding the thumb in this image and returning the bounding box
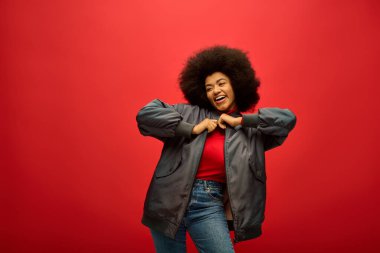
[218,119,226,129]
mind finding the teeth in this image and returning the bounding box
[215,96,225,101]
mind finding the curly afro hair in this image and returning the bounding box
[178,45,260,112]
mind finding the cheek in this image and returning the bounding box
[206,93,214,103]
[228,88,235,99]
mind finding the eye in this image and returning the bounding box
[206,87,212,92]
[219,82,225,86]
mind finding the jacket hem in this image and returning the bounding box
[141,212,178,240]
[227,220,234,231]
[234,225,262,243]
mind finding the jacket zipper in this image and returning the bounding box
[224,126,239,244]
[172,131,208,237]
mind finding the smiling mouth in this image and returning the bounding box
[215,96,226,104]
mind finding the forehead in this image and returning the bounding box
[205,72,229,85]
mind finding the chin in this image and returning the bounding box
[215,105,229,112]
[210,101,232,112]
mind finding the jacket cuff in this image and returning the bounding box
[174,121,195,139]
[242,114,260,128]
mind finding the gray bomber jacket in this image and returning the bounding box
[136,98,297,243]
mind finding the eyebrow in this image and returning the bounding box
[205,78,226,87]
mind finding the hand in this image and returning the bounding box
[217,114,243,129]
[192,118,218,135]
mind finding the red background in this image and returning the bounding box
[1,0,380,252]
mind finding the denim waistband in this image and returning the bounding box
[194,179,226,189]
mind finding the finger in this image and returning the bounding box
[218,115,225,124]
[208,124,217,132]
[221,114,232,126]
[207,122,217,132]
[207,123,214,132]
[218,120,226,129]
[209,121,217,127]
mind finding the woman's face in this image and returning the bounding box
[205,72,236,112]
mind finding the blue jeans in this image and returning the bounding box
[150,179,235,253]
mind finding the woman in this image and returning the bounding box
[136,45,297,253]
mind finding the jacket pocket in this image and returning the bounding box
[154,147,182,178]
[249,155,266,183]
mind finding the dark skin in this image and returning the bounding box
[191,72,243,135]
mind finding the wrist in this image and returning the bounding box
[191,125,198,134]
[236,117,243,126]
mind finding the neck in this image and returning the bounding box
[226,105,238,114]
[216,105,238,115]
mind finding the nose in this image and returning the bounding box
[213,86,221,94]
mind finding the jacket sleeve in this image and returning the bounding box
[242,108,297,151]
[136,98,196,141]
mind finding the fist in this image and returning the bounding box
[192,118,218,135]
[218,114,243,129]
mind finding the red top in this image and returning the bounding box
[195,106,240,183]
